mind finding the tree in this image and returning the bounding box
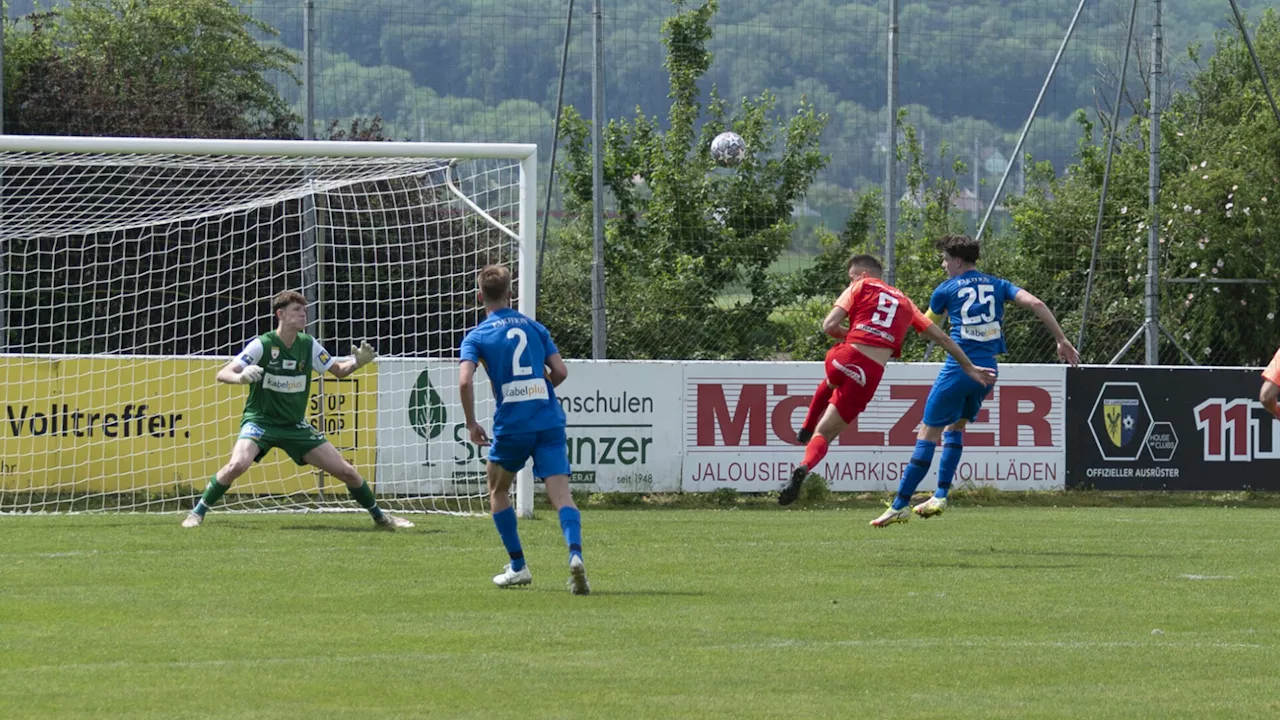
[780,4,1280,369]
[542,0,828,360]
[4,0,301,138]
[999,10,1280,366]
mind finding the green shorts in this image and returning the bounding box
[239,420,328,466]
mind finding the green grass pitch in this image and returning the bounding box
[3,506,1279,719]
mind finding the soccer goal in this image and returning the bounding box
[0,135,537,517]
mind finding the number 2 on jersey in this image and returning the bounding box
[870,292,900,328]
[507,328,533,376]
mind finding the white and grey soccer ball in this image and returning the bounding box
[710,131,747,167]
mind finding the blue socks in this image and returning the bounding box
[892,440,937,510]
[493,506,583,571]
[558,507,583,562]
[891,431,963,508]
[492,507,525,571]
[936,431,964,499]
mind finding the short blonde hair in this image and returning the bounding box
[476,265,511,303]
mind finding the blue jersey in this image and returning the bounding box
[460,308,566,437]
[929,270,1022,364]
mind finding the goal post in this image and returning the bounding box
[0,134,538,518]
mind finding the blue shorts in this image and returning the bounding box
[487,426,572,478]
[922,362,996,428]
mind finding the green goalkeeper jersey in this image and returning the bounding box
[233,331,336,426]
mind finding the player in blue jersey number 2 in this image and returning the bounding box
[458,265,589,594]
[871,235,1080,527]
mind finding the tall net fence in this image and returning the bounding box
[899,0,1154,365]
[0,141,526,513]
[2,0,1277,365]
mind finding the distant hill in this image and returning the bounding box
[5,0,1267,191]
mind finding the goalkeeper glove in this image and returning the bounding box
[238,365,264,384]
[352,342,377,368]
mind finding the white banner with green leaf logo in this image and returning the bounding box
[376,359,684,492]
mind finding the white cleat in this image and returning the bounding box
[181,513,203,528]
[913,496,949,519]
[374,514,415,530]
[870,505,911,528]
[568,556,591,596]
[493,563,533,588]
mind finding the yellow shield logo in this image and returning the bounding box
[1105,404,1122,446]
[1103,398,1138,447]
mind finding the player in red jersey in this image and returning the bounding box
[1260,347,1280,419]
[779,255,997,506]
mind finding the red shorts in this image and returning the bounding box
[823,344,886,423]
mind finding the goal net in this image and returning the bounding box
[0,136,537,517]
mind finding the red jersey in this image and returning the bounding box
[834,277,932,357]
[1263,348,1280,387]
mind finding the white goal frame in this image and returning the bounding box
[0,134,538,518]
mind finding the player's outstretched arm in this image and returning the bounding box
[921,324,997,386]
[458,360,489,446]
[216,360,261,385]
[546,353,569,388]
[1261,380,1280,419]
[328,342,377,379]
[1013,289,1080,366]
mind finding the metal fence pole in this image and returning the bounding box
[972,136,981,224]
[884,0,899,284]
[590,0,607,359]
[1145,0,1163,365]
[301,0,325,496]
[303,0,316,142]
[1226,0,1280,129]
[1078,0,1140,355]
[537,0,576,291]
[1,7,7,354]
[1,4,5,130]
[977,0,1088,241]
[301,0,319,309]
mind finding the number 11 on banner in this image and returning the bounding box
[1193,398,1280,462]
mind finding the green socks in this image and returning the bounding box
[348,480,384,519]
[193,477,229,517]
[196,476,384,520]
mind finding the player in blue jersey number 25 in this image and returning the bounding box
[458,265,589,594]
[871,235,1080,527]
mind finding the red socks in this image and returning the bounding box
[801,435,830,469]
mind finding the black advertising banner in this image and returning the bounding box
[1066,367,1280,490]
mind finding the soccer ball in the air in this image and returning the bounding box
[710,131,747,167]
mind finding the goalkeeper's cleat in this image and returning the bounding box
[373,514,415,530]
[778,465,808,506]
[493,563,533,588]
[913,496,949,519]
[797,428,814,444]
[568,555,591,596]
[181,513,203,529]
[870,505,911,528]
